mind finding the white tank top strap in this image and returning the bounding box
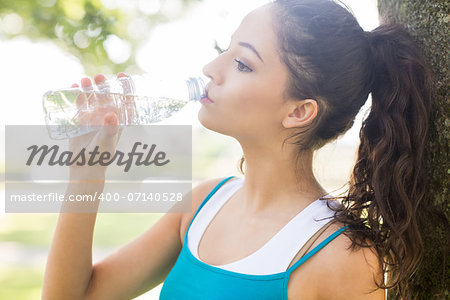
[187,177,340,275]
[218,199,337,274]
[188,177,244,259]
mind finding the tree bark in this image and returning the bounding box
[377,1,449,299]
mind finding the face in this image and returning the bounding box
[199,4,292,145]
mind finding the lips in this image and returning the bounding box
[200,88,214,104]
[200,97,214,104]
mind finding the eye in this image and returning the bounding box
[234,59,253,72]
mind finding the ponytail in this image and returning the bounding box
[270,1,433,296]
[336,24,432,299]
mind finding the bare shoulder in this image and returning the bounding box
[289,222,385,300]
[179,176,237,244]
[319,223,385,299]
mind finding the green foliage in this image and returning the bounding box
[0,266,43,300]
[0,213,163,300]
[0,0,201,75]
[0,213,163,246]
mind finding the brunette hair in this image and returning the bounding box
[240,0,432,298]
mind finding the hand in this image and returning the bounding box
[68,73,127,181]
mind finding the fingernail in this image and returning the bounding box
[104,113,117,125]
[94,74,106,84]
[81,77,92,88]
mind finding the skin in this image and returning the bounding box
[42,4,385,300]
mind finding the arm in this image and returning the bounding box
[85,177,226,300]
[42,180,104,299]
[42,177,226,300]
[42,179,182,300]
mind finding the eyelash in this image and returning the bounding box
[234,59,253,72]
[216,44,228,55]
[215,43,253,73]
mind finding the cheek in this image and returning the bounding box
[234,85,283,123]
[196,96,254,137]
[197,77,286,136]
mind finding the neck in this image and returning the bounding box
[237,143,326,216]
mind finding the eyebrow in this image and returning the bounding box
[238,42,264,62]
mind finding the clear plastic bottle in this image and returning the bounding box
[42,75,206,139]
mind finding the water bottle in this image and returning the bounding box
[42,74,206,139]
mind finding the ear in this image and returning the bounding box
[282,99,319,129]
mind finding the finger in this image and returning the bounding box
[94,73,111,106]
[94,74,108,96]
[81,77,93,90]
[103,112,119,136]
[81,77,96,106]
[117,72,135,124]
[117,72,133,94]
[91,112,120,154]
[72,82,83,106]
[94,74,106,85]
[72,83,87,111]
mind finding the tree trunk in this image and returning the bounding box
[377,1,449,299]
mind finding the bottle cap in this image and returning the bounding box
[186,77,206,101]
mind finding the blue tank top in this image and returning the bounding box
[160,176,348,300]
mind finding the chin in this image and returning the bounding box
[198,109,217,132]
[197,109,232,137]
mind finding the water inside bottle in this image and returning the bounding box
[134,96,188,124]
[44,89,190,139]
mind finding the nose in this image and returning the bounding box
[202,55,224,86]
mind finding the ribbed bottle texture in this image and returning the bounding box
[42,75,206,139]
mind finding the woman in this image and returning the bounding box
[42,0,431,299]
